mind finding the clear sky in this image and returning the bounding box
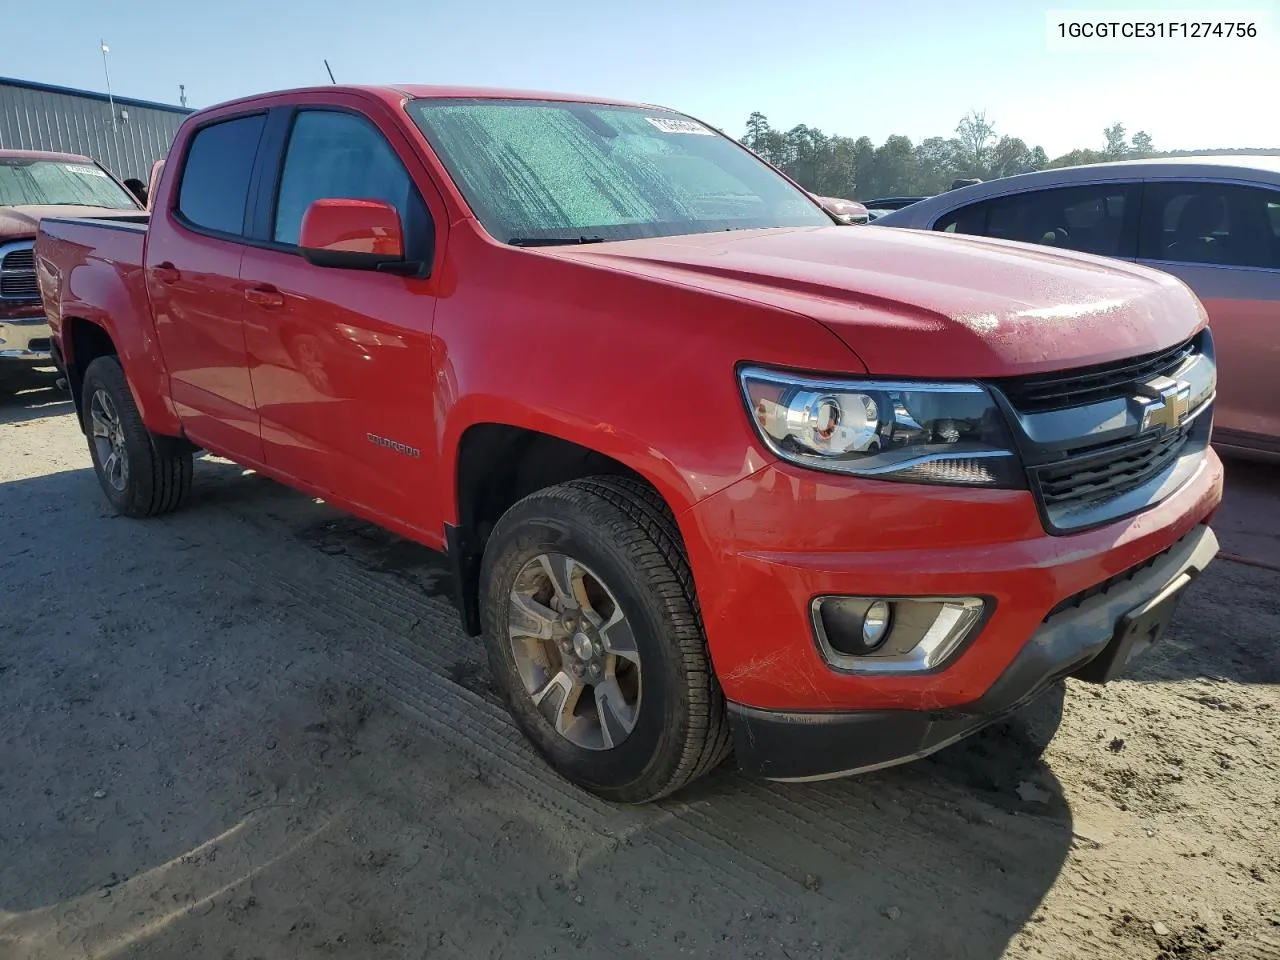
[6,0,1277,158]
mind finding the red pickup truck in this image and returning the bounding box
[36,85,1223,802]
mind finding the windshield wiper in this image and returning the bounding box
[508,236,608,247]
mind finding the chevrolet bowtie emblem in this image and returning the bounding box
[1136,376,1192,433]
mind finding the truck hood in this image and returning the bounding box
[548,226,1206,378]
[0,205,141,241]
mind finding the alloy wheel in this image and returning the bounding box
[507,553,642,750]
[89,388,130,492]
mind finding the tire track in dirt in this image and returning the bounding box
[171,464,1280,959]
[210,502,818,910]
[208,489,1082,953]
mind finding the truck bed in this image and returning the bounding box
[39,216,149,280]
[36,214,153,383]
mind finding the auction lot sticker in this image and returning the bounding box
[646,117,715,135]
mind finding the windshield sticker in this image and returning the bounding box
[64,164,109,177]
[645,117,715,136]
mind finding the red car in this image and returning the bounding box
[0,149,143,389]
[37,85,1221,802]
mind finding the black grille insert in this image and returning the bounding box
[1034,421,1192,508]
[1043,539,1178,621]
[993,335,1198,413]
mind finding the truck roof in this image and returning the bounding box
[0,147,96,164]
[200,84,665,114]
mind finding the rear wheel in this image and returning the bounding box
[479,477,732,803]
[81,356,192,518]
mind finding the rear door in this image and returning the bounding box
[1137,180,1280,450]
[237,99,444,533]
[146,112,267,461]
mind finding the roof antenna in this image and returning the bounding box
[324,59,337,84]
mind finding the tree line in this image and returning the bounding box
[740,111,1191,200]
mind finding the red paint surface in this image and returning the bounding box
[300,199,405,258]
[36,85,1224,713]
[682,452,1221,710]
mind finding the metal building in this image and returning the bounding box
[0,77,192,182]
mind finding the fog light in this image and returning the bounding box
[811,596,987,674]
[861,600,892,648]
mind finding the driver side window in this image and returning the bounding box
[273,109,432,259]
[935,183,1139,258]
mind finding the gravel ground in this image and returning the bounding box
[1,373,1277,960]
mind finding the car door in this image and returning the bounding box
[238,103,443,533]
[146,112,267,462]
[933,181,1141,261]
[1137,180,1280,451]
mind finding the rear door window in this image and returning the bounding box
[1139,181,1280,269]
[934,183,1139,258]
[176,114,267,236]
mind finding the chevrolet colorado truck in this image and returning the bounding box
[36,85,1223,802]
[1,149,143,390]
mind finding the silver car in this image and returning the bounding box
[874,157,1280,460]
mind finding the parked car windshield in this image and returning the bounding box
[407,98,831,243]
[0,158,137,209]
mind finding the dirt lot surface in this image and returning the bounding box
[1,375,1278,960]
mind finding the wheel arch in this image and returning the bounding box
[62,316,118,429]
[447,422,680,636]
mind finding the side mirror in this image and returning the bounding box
[299,198,410,271]
[123,178,148,206]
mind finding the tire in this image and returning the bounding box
[81,356,192,518]
[479,476,732,803]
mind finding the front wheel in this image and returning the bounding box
[479,477,732,803]
[81,356,192,518]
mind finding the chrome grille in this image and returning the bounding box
[1,242,39,301]
[991,335,1199,413]
[988,329,1214,534]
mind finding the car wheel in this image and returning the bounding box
[479,476,732,803]
[82,356,192,518]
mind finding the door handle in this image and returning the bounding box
[153,262,180,284]
[244,285,284,309]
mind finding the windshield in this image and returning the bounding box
[406,98,831,244]
[0,158,138,209]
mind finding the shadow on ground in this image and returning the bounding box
[0,378,71,427]
[0,452,1075,959]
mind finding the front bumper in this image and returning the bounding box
[0,308,53,362]
[728,523,1218,780]
[681,444,1222,717]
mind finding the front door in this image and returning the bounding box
[1137,180,1280,450]
[238,105,442,532]
[147,112,267,462]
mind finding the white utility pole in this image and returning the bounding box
[100,41,116,126]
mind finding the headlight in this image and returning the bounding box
[739,367,1023,487]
